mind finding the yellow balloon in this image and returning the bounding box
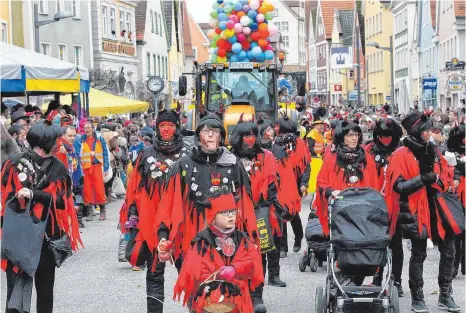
[267,4,274,12]
[217,56,227,63]
[225,29,235,37]
[220,31,227,39]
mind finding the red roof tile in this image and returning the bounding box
[455,0,466,17]
[182,6,194,57]
[320,0,355,38]
[431,0,436,28]
[135,0,148,41]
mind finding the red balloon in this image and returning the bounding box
[218,48,227,57]
[251,32,260,41]
[242,41,251,50]
[215,27,222,35]
[258,39,268,48]
[231,10,237,15]
[217,39,227,49]
[225,42,232,51]
[259,29,270,39]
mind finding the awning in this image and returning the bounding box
[48,88,150,117]
[0,43,89,94]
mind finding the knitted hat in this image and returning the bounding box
[312,106,327,125]
[11,110,28,124]
[156,109,180,128]
[196,113,226,141]
[205,193,237,225]
[401,111,433,137]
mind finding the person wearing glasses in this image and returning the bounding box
[385,111,461,313]
[172,191,263,313]
[154,113,258,310]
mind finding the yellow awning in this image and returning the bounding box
[46,88,150,117]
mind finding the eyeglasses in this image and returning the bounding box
[431,129,442,134]
[220,209,238,217]
[201,127,221,135]
[345,132,360,138]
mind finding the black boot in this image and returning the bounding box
[438,277,460,312]
[394,281,404,297]
[252,297,267,313]
[147,296,163,313]
[410,286,429,313]
[268,276,287,287]
[293,239,302,252]
[99,204,107,221]
[77,205,85,228]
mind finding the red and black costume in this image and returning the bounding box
[364,118,404,292]
[173,193,263,313]
[230,120,285,312]
[385,112,461,311]
[446,124,465,277]
[1,147,82,313]
[316,121,380,236]
[155,114,258,260]
[272,116,310,255]
[119,110,188,313]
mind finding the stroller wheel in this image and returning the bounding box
[299,255,307,272]
[310,253,318,272]
[315,285,326,313]
[390,285,400,313]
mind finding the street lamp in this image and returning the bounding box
[33,3,74,53]
[366,36,395,114]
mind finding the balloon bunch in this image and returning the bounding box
[206,0,278,63]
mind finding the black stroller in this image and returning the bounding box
[315,188,400,313]
[299,210,330,272]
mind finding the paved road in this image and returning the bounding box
[1,199,464,313]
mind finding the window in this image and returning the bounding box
[274,22,280,31]
[126,12,131,33]
[164,57,168,79]
[41,42,51,56]
[72,0,80,18]
[158,56,161,76]
[155,12,159,34]
[110,8,116,34]
[349,70,354,79]
[1,22,7,43]
[318,24,324,36]
[193,47,198,60]
[73,45,83,66]
[120,10,125,33]
[146,53,151,75]
[282,22,288,33]
[39,0,48,14]
[159,13,163,36]
[150,10,154,33]
[153,54,157,76]
[273,8,278,17]
[282,36,289,47]
[58,44,67,61]
[102,6,108,37]
[55,0,64,13]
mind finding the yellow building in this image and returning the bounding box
[0,0,12,43]
[364,0,393,106]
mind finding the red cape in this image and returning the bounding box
[315,149,380,235]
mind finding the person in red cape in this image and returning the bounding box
[271,116,310,258]
[1,121,82,313]
[316,120,380,237]
[230,120,285,313]
[445,123,465,278]
[384,112,461,313]
[172,192,263,313]
[154,113,258,263]
[119,109,189,313]
[364,118,404,295]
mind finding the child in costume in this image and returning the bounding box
[169,192,263,313]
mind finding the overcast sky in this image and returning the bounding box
[186,0,212,23]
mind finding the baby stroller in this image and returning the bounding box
[315,188,400,313]
[299,210,330,272]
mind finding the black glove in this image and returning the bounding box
[421,173,437,185]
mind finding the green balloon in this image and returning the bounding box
[212,3,219,9]
[210,11,218,18]
[211,54,218,62]
[224,6,232,14]
[265,12,274,20]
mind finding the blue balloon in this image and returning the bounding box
[232,42,242,53]
[250,23,258,31]
[247,50,254,60]
[238,50,247,60]
[228,36,238,43]
[233,2,242,11]
[248,10,257,19]
[250,42,258,48]
[227,52,233,57]
[219,21,227,30]
[240,0,248,5]
[230,54,239,62]
[264,50,274,60]
[217,7,224,14]
[218,13,228,21]
[217,0,224,3]
[252,46,262,58]
[257,52,265,62]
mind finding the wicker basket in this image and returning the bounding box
[197,271,238,313]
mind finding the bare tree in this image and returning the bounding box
[89,69,119,94]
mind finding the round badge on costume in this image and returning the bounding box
[349,176,359,183]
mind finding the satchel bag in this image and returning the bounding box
[1,198,48,277]
[45,233,73,268]
[436,191,465,235]
[255,205,276,254]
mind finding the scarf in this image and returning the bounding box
[403,136,435,174]
[210,225,236,257]
[335,145,366,184]
[153,134,183,156]
[370,142,393,176]
[261,139,272,151]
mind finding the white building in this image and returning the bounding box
[273,0,306,71]
[90,0,139,98]
[308,4,318,98]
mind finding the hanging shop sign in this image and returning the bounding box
[422,78,437,90]
[447,74,464,91]
[446,57,465,70]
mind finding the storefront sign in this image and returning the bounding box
[102,40,136,56]
[334,84,342,92]
[447,74,464,91]
[422,78,437,90]
[446,57,465,70]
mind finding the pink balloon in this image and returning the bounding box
[229,15,239,23]
[243,26,251,35]
[226,20,235,30]
[256,14,265,23]
[266,44,273,51]
[268,25,278,36]
[234,23,244,33]
[250,1,260,10]
[237,33,246,43]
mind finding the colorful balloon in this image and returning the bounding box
[232,42,242,53]
[268,25,278,36]
[219,21,227,30]
[234,23,243,33]
[218,13,228,21]
[241,40,250,50]
[236,32,246,42]
[247,10,257,19]
[242,4,250,13]
[249,0,260,11]
[209,18,218,27]
[207,29,215,39]
[258,38,268,48]
[250,23,258,31]
[256,14,265,23]
[243,26,251,35]
[237,11,245,18]
[229,15,239,23]
[226,20,235,29]
[230,54,239,62]
[258,23,268,31]
[233,2,242,11]
[224,6,233,14]
[218,48,227,57]
[240,16,250,26]
[251,31,260,41]
[264,50,274,60]
[238,50,247,60]
[264,12,273,20]
[210,11,218,18]
[228,35,237,43]
[259,29,269,38]
[225,29,235,37]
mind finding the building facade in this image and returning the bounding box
[437,0,466,109]
[189,14,210,64]
[1,0,12,44]
[22,0,93,69]
[307,2,318,100]
[365,0,394,107]
[90,0,139,98]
